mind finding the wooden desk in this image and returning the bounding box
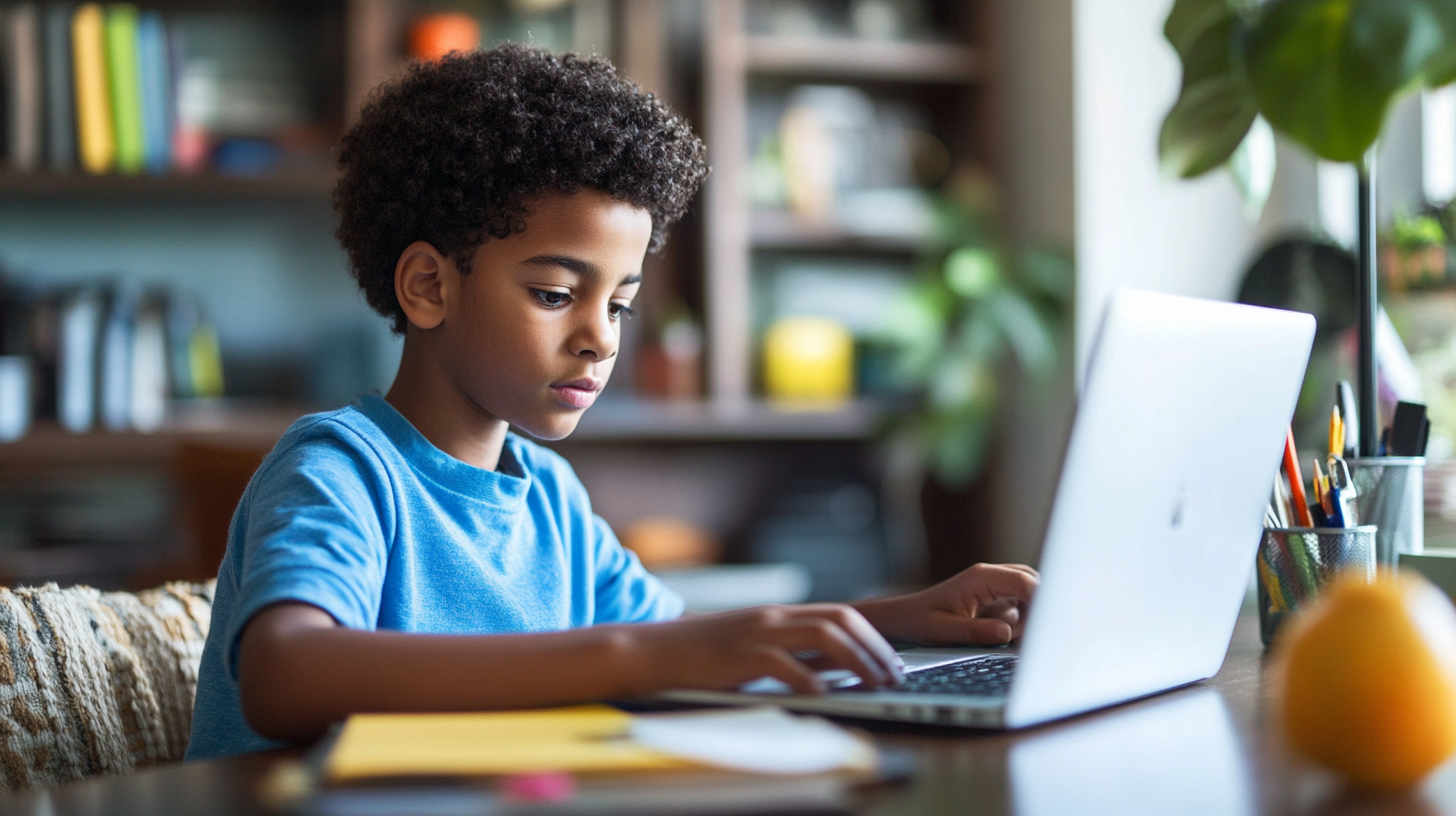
[2,613,1454,816]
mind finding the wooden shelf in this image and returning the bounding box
[751,211,926,253]
[0,398,881,468]
[0,405,307,470]
[743,36,982,83]
[547,398,883,442]
[0,168,336,201]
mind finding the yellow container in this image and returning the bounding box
[762,317,854,402]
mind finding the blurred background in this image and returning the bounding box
[0,0,1451,608]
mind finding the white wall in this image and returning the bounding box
[1072,0,1263,377]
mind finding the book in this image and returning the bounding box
[103,4,142,175]
[187,322,224,398]
[136,11,168,175]
[71,2,113,174]
[99,283,136,431]
[164,293,196,397]
[128,292,166,432]
[5,3,43,172]
[57,286,102,433]
[43,2,74,172]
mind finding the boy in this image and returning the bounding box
[186,45,1038,760]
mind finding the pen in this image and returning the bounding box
[1327,484,1349,528]
[1284,428,1314,527]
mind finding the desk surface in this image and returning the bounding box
[3,614,1455,816]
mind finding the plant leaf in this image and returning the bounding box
[990,292,1056,379]
[1166,0,1234,58]
[1245,0,1444,162]
[1176,12,1244,90]
[1419,1,1456,86]
[1425,43,1456,86]
[944,248,1000,298]
[1019,248,1075,303]
[1159,75,1260,178]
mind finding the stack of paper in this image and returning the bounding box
[324,704,877,782]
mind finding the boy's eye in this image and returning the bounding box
[530,289,572,309]
[609,302,636,321]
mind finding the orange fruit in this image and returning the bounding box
[1273,571,1456,790]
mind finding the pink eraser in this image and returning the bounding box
[500,771,576,802]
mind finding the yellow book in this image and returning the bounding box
[71,3,112,174]
[325,705,693,782]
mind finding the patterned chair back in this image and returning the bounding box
[0,581,213,792]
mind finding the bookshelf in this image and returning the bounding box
[742,35,982,83]
[702,0,991,403]
[0,0,994,591]
[0,167,336,199]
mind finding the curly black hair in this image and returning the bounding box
[334,44,709,333]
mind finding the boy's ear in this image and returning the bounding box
[395,241,453,331]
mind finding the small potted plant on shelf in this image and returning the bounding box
[875,169,1072,581]
[1383,211,1449,292]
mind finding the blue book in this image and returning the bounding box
[58,286,102,434]
[137,11,170,175]
[100,284,137,432]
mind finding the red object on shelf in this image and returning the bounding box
[409,13,480,62]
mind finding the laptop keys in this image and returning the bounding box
[840,654,1018,696]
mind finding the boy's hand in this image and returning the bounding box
[627,604,903,695]
[853,563,1039,646]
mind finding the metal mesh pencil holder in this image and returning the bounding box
[1256,526,1376,646]
[1347,457,1424,567]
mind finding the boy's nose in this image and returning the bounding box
[569,311,618,361]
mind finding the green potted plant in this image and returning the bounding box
[877,172,1072,579]
[1159,0,1456,454]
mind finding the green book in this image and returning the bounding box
[103,3,142,174]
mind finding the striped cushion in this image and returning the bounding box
[0,581,213,792]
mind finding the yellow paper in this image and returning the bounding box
[325,705,696,781]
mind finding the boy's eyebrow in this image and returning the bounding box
[522,254,642,286]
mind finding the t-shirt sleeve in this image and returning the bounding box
[223,435,393,682]
[590,514,685,624]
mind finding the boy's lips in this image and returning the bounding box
[550,378,601,409]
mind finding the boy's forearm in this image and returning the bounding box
[238,603,650,743]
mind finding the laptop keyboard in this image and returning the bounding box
[893,654,1018,697]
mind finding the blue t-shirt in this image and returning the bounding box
[186,394,684,760]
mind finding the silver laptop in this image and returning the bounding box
[661,289,1315,728]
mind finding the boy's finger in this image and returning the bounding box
[923,613,1015,646]
[752,648,825,695]
[792,605,902,683]
[775,621,891,687]
[977,598,1020,627]
[971,564,1039,605]
[1002,564,1040,579]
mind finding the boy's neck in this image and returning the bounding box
[384,337,509,472]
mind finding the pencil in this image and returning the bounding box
[1284,428,1314,527]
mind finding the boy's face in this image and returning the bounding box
[431,189,651,440]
